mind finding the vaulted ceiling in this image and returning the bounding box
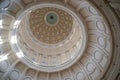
[0,0,120,80]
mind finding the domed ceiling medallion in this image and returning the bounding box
[45,11,59,26]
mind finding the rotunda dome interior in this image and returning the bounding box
[0,0,120,80]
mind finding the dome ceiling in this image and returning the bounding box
[0,0,120,80]
[12,4,85,72]
[29,7,73,44]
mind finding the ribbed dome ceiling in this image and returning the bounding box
[29,7,73,44]
[0,0,120,80]
[11,4,85,72]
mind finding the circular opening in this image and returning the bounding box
[50,16,54,19]
[45,12,58,25]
